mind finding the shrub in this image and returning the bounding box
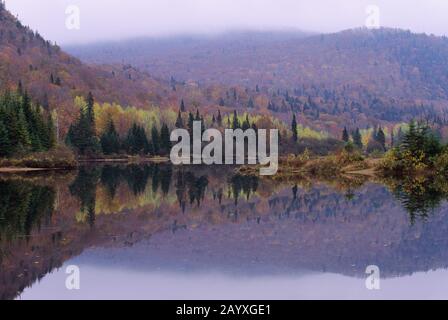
[435,151,448,176]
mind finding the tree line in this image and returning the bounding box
[66,93,173,156]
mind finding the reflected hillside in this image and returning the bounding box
[1,165,448,299]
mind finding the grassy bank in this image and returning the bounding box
[0,147,171,173]
[237,150,375,179]
[0,146,77,172]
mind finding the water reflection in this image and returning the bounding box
[1,165,448,300]
[0,180,55,242]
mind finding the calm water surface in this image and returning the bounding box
[1,164,448,300]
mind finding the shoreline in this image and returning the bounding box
[0,156,171,173]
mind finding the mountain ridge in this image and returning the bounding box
[2,3,448,139]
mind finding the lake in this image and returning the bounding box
[1,164,448,300]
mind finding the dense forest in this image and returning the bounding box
[0,83,55,157]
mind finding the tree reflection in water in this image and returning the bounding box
[0,180,55,242]
[2,166,448,300]
[386,175,448,224]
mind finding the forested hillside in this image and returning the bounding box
[0,3,177,136]
[2,2,448,144]
[68,28,448,136]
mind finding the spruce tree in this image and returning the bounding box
[291,114,298,142]
[0,120,10,157]
[217,110,223,127]
[242,114,250,131]
[160,123,171,156]
[86,92,95,130]
[151,126,160,155]
[100,119,120,155]
[342,127,349,143]
[180,99,186,112]
[15,106,31,150]
[232,110,240,129]
[352,128,363,149]
[376,127,386,150]
[175,110,184,128]
[188,112,194,134]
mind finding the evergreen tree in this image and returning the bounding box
[242,114,251,131]
[15,107,31,151]
[124,123,148,155]
[86,92,95,130]
[17,80,23,96]
[342,127,349,143]
[352,128,363,149]
[66,93,99,155]
[175,110,184,128]
[180,99,186,112]
[160,123,171,156]
[402,120,418,155]
[0,120,10,157]
[188,112,194,134]
[232,110,240,129]
[44,113,56,149]
[151,126,160,155]
[291,114,298,142]
[247,98,254,109]
[217,110,223,127]
[100,119,121,155]
[376,127,386,150]
[195,109,201,121]
[391,131,395,148]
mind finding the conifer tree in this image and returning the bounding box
[180,99,186,112]
[175,110,184,128]
[160,123,171,156]
[151,126,160,155]
[188,112,194,134]
[217,110,223,127]
[376,127,386,150]
[0,120,10,157]
[291,114,298,142]
[100,119,120,155]
[342,127,349,143]
[66,93,99,155]
[352,128,363,149]
[232,110,240,129]
[242,114,251,131]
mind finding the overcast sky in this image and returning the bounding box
[5,0,448,45]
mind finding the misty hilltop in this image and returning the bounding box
[67,28,448,102]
